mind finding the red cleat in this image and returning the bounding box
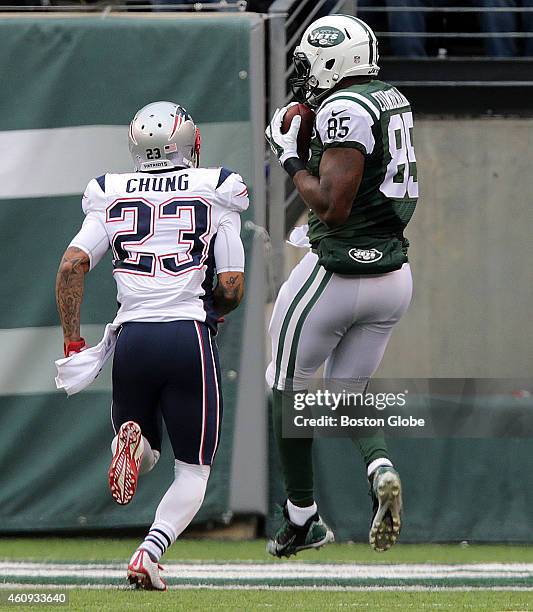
[127,549,167,591]
[108,421,144,505]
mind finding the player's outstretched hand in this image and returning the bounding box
[265,103,301,166]
[64,338,87,358]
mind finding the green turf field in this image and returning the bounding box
[3,538,533,563]
[1,589,533,611]
[1,539,533,611]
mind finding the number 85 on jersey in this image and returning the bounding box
[381,110,418,200]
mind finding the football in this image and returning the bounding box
[281,103,315,161]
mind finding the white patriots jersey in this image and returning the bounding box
[70,167,248,329]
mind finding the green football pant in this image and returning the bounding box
[272,388,392,507]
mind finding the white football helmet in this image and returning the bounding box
[129,101,201,172]
[290,14,380,106]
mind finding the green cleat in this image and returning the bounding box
[369,466,402,552]
[267,503,335,558]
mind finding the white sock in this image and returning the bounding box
[110,435,160,474]
[367,458,393,479]
[139,459,210,562]
[139,520,176,563]
[287,499,317,526]
[140,445,160,475]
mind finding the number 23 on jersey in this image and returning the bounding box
[106,197,210,277]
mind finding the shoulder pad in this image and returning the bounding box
[81,175,108,214]
[215,167,235,190]
[95,174,106,193]
[318,92,381,124]
[315,97,376,154]
[214,169,249,213]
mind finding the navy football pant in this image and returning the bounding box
[112,320,222,466]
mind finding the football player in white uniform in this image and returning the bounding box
[56,101,248,590]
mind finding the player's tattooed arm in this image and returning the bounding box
[292,148,364,228]
[56,246,90,345]
[213,272,245,316]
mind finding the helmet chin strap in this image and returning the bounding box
[308,88,330,107]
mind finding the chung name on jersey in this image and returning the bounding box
[126,174,189,193]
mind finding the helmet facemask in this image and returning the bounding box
[290,52,326,107]
[192,128,201,168]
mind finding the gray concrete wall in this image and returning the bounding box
[283,118,533,378]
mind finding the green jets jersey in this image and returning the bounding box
[306,79,418,274]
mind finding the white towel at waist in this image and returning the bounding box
[55,323,120,396]
[287,224,311,249]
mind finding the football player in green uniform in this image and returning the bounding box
[265,14,418,557]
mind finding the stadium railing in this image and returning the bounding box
[359,4,533,57]
[0,1,247,12]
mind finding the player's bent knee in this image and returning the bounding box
[175,460,210,505]
[174,459,211,480]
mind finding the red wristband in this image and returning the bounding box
[64,338,86,357]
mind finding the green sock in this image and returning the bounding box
[272,388,315,507]
[353,429,391,467]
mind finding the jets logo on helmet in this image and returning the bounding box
[128,101,201,172]
[307,27,345,48]
[290,15,380,106]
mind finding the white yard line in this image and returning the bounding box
[1,562,533,581]
[1,583,533,592]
